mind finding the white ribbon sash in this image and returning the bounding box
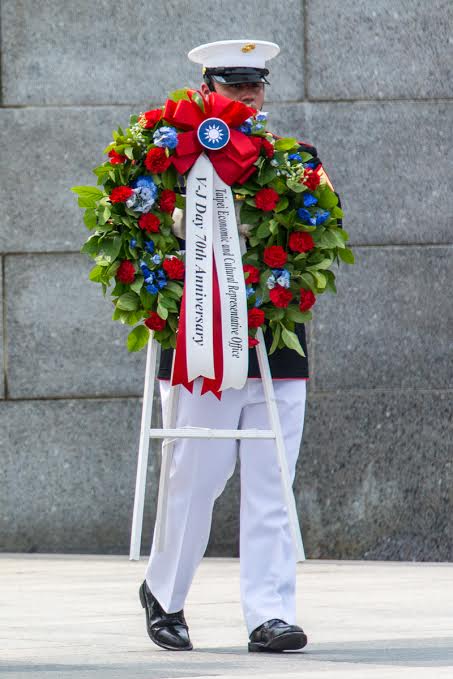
[185,154,248,391]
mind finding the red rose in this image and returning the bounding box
[116,260,135,284]
[163,256,185,280]
[139,109,163,129]
[110,186,133,203]
[269,285,293,308]
[145,147,171,173]
[288,231,315,253]
[299,288,316,312]
[255,187,280,211]
[138,213,160,233]
[243,264,260,284]
[248,307,265,329]
[261,138,275,158]
[108,149,127,164]
[263,245,287,268]
[159,189,176,213]
[144,312,166,331]
[248,336,259,348]
[303,166,321,191]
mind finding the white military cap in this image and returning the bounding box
[188,39,280,85]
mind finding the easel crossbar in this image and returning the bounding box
[148,428,276,439]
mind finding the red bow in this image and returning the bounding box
[163,91,262,185]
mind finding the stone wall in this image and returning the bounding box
[1,1,452,560]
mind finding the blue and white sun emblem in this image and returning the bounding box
[197,117,230,151]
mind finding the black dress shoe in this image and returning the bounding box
[248,618,308,652]
[139,581,193,651]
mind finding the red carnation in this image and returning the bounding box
[139,108,163,129]
[144,312,166,331]
[299,288,316,312]
[138,213,160,233]
[145,147,171,173]
[163,257,185,280]
[159,189,176,213]
[263,245,287,268]
[303,166,321,191]
[116,260,135,284]
[248,307,265,329]
[269,285,293,308]
[261,138,275,158]
[243,264,260,284]
[255,187,280,211]
[289,231,315,253]
[248,336,259,348]
[110,186,133,203]
[108,149,127,164]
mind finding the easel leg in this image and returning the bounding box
[255,328,306,562]
[129,335,158,561]
[154,382,180,552]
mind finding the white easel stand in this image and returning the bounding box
[129,329,305,562]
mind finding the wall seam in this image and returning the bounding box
[1,255,8,399]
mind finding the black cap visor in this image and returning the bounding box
[205,67,269,85]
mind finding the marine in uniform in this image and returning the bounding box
[139,39,333,653]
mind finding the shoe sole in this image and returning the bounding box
[248,631,308,653]
[139,583,193,651]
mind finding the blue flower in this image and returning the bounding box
[156,269,166,280]
[288,153,302,162]
[314,209,330,225]
[256,112,268,121]
[303,193,318,207]
[304,162,316,169]
[255,124,264,130]
[146,283,159,294]
[254,295,263,307]
[130,239,137,248]
[126,179,158,213]
[151,254,162,265]
[131,176,156,191]
[153,126,178,149]
[238,119,253,135]
[297,208,311,222]
[246,286,255,298]
[145,240,155,254]
[140,262,151,278]
[266,274,276,290]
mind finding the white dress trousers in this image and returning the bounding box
[145,377,307,634]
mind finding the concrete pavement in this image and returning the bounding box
[1,555,452,678]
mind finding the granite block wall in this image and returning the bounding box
[1,1,452,559]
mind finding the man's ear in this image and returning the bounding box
[200,83,211,96]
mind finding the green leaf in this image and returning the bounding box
[71,185,104,208]
[157,302,169,319]
[161,165,177,190]
[240,203,261,225]
[99,236,122,261]
[313,271,327,289]
[165,281,184,298]
[130,275,144,293]
[286,306,312,323]
[269,323,281,354]
[116,292,139,310]
[89,264,105,282]
[83,208,97,230]
[299,272,316,291]
[124,146,134,160]
[275,196,289,213]
[256,221,271,239]
[127,325,150,352]
[191,91,205,112]
[317,187,338,210]
[168,88,191,102]
[274,137,298,152]
[281,327,305,356]
[306,257,333,271]
[266,307,285,321]
[286,179,306,193]
[338,247,355,264]
[257,162,277,186]
[80,236,100,257]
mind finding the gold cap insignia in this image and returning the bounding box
[241,43,256,53]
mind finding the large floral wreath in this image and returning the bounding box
[72,88,353,365]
